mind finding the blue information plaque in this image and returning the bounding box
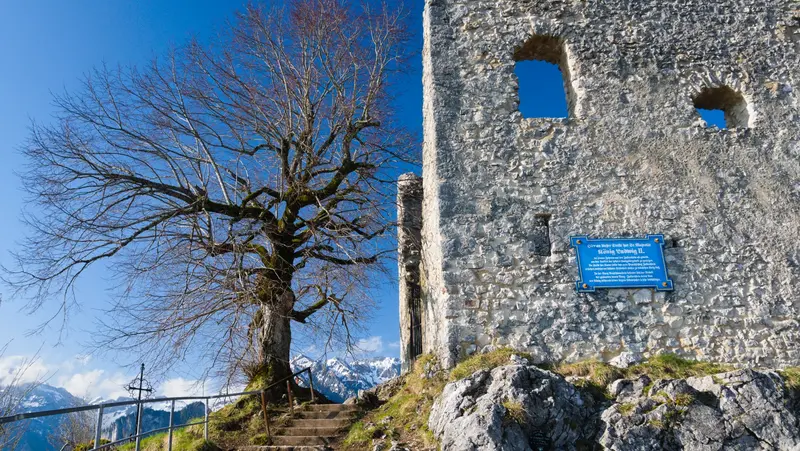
[570,235,674,293]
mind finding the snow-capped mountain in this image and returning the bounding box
[2,383,85,451]
[2,385,204,451]
[291,355,401,403]
[85,395,204,441]
[100,401,205,442]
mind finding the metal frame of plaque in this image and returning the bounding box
[570,235,674,293]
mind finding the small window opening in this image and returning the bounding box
[514,35,573,119]
[693,86,749,129]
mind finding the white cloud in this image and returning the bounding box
[161,378,204,398]
[75,354,92,366]
[0,355,50,386]
[57,370,129,400]
[57,354,93,373]
[0,353,131,401]
[355,336,384,354]
[58,370,102,398]
[1,355,217,405]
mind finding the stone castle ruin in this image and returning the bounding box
[399,0,800,372]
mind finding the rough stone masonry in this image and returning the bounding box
[398,0,800,370]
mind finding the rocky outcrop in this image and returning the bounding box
[346,375,406,408]
[429,361,800,450]
[602,370,800,450]
[428,364,602,450]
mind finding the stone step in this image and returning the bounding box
[235,403,361,451]
[294,409,357,420]
[300,403,360,412]
[288,418,352,428]
[269,435,333,447]
[274,426,343,437]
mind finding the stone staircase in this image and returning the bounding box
[240,403,361,450]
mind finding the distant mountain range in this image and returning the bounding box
[3,385,203,451]
[2,384,84,451]
[3,355,400,450]
[291,355,401,402]
[97,399,205,443]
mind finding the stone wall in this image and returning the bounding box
[409,0,800,370]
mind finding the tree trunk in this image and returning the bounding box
[257,303,293,398]
[245,279,299,404]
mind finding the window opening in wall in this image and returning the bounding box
[696,108,727,128]
[514,35,573,119]
[693,86,749,129]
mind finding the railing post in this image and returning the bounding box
[204,398,209,441]
[134,401,143,451]
[286,381,294,417]
[93,405,104,450]
[260,390,271,437]
[307,369,315,403]
[167,400,175,451]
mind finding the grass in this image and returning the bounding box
[449,348,533,381]
[113,392,290,451]
[73,440,110,451]
[673,393,695,407]
[779,368,800,391]
[551,359,623,388]
[502,399,526,425]
[553,354,733,387]
[548,353,735,399]
[342,420,379,446]
[114,423,221,451]
[625,354,733,380]
[648,419,665,429]
[618,403,635,416]
[341,354,445,450]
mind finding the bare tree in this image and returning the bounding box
[6,0,414,390]
[47,407,95,451]
[0,346,43,449]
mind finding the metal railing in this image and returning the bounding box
[0,367,315,451]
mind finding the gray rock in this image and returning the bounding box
[372,439,415,451]
[349,375,406,407]
[428,364,800,450]
[608,374,652,401]
[509,353,531,365]
[609,352,642,369]
[600,369,800,450]
[428,364,601,450]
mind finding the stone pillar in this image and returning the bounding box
[398,173,423,373]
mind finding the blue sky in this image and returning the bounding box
[0,0,423,400]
